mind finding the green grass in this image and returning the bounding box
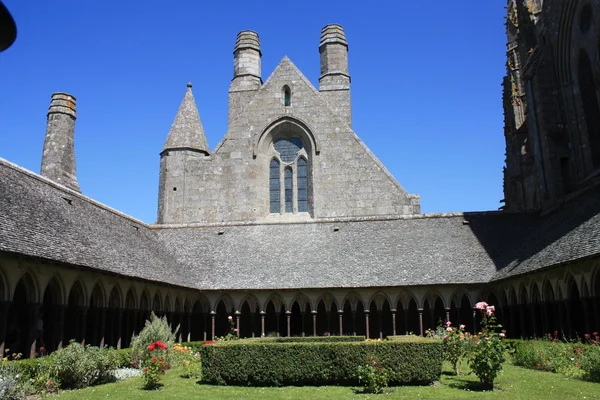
[55,362,600,399]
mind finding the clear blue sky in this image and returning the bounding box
[0,1,508,223]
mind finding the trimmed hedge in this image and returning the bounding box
[387,335,437,343]
[200,340,442,386]
[243,336,366,343]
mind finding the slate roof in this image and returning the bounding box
[492,184,600,281]
[0,158,189,288]
[161,83,210,154]
[1,157,599,291]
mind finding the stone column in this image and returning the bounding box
[0,301,10,356]
[338,310,343,336]
[235,311,241,337]
[210,311,216,340]
[312,310,317,337]
[260,311,266,337]
[29,303,41,359]
[378,310,383,339]
[403,309,409,335]
[445,308,451,323]
[391,309,397,336]
[285,311,291,337]
[54,306,66,350]
[115,309,122,349]
[276,312,281,337]
[351,310,356,336]
[186,312,192,342]
[99,308,106,348]
[301,312,306,337]
[365,310,370,339]
[418,308,424,337]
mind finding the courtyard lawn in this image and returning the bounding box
[55,362,600,400]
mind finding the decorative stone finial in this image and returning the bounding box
[187,82,192,88]
[234,30,261,55]
[320,24,348,49]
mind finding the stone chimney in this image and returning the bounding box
[40,92,80,192]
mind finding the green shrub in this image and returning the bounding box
[356,355,389,394]
[9,357,51,380]
[243,336,366,343]
[200,339,442,386]
[111,348,133,368]
[130,312,178,368]
[512,339,585,377]
[581,346,600,382]
[0,357,31,400]
[49,341,119,389]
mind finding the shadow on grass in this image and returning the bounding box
[141,383,164,391]
[446,378,498,392]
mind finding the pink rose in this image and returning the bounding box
[475,302,488,310]
[446,327,453,332]
[499,332,506,338]
[445,321,451,327]
[459,324,466,330]
[228,316,233,321]
[485,305,495,316]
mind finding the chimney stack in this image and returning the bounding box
[40,92,81,192]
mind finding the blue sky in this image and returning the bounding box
[0,1,508,223]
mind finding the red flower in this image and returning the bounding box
[160,358,165,363]
[148,344,155,352]
[144,367,149,373]
[152,357,157,363]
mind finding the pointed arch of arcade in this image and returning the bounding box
[422,292,446,335]
[105,285,123,348]
[367,292,393,339]
[152,291,163,317]
[263,294,286,337]
[450,291,474,335]
[190,296,209,342]
[314,293,339,337]
[566,273,586,337]
[213,295,235,339]
[342,292,365,337]
[122,287,138,348]
[41,275,65,353]
[239,294,260,338]
[289,293,312,337]
[62,279,86,349]
[6,271,40,357]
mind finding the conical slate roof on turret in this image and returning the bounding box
[162,83,209,154]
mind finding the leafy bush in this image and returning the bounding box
[142,341,168,389]
[111,348,133,368]
[512,339,586,377]
[130,312,178,368]
[0,357,30,400]
[441,322,468,375]
[468,302,507,389]
[243,336,366,343]
[49,341,119,389]
[356,355,389,394]
[581,345,600,382]
[173,344,202,379]
[200,339,442,386]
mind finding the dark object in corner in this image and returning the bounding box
[0,1,17,52]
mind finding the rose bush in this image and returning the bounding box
[142,341,168,389]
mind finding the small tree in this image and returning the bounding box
[130,312,178,368]
[469,302,507,390]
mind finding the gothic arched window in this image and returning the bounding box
[269,159,280,213]
[283,86,291,107]
[269,137,310,214]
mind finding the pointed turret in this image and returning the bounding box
[162,82,209,155]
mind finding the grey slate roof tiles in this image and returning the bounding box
[1,157,600,291]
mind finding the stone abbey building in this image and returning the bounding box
[2,1,600,358]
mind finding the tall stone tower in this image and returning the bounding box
[157,83,210,224]
[40,92,80,192]
[319,24,351,127]
[228,30,262,128]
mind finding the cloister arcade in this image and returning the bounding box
[1,255,599,358]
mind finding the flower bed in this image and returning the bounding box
[200,339,442,386]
